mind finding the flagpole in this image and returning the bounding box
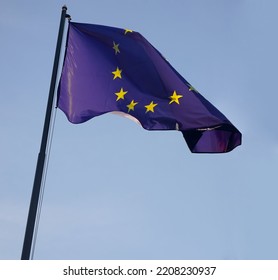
[21,6,70,260]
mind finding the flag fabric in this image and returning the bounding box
[57,22,242,153]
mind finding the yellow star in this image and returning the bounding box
[127,100,138,112]
[188,85,199,93]
[112,67,122,80]
[169,90,183,104]
[113,41,120,55]
[124,28,133,35]
[145,101,158,113]
[115,88,128,101]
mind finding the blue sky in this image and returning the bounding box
[1,0,278,260]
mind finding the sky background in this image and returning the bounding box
[1,0,278,260]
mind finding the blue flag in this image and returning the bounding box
[57,22,241,153]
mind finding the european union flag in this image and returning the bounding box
[57,22,242,153]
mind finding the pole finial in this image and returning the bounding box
[63,5,71,21]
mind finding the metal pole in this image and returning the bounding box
[21,6,69,260]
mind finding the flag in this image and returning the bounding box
[57,22,242,153]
